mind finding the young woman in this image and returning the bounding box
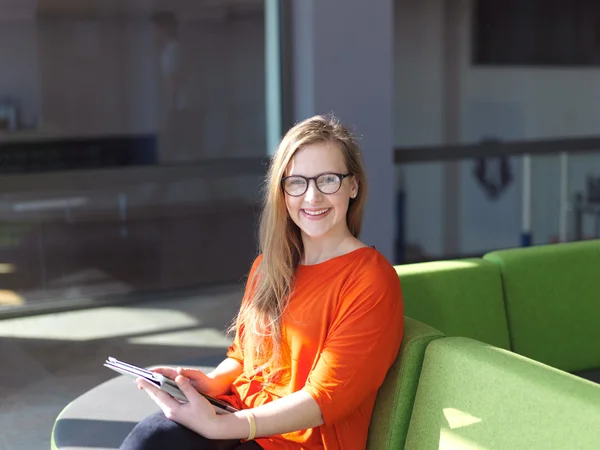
[120,114,404,450]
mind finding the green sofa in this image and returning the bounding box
[404,337,600,449]
[367,316,600,449]
[52,318,600,450]
[367,317,444,450]
[399,239,600,378]
[396,259,510,350]
[52,240,600,449]
[485,240,600,373]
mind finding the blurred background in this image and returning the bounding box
[2,0,600,447]
[1,0,600,315]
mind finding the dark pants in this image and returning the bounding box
[120,411,263,450]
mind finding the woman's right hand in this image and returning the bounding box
[151,358,242,398]
[151,367,217,396]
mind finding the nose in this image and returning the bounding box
[304,179,323,203]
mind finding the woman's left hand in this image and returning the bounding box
[136,374,220,437]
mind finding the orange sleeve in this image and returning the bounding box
[226,255,263,365]
[226,331,244,365]
[302,263,404,425]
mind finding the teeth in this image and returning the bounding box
[304,208,329,216]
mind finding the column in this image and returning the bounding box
[290,0,396,261]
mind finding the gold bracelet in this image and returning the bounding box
[246,411,257,440]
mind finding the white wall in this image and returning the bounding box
[395,0,600,257]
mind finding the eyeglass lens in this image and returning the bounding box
[284,174,342,196]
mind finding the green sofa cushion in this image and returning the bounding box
[396,259,510,349]
[366,317,444,450]
[485,240,600,371]
[405,337,600,450]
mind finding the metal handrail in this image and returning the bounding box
[394,135,600,163]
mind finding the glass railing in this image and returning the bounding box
[0,162,264,315]
[395,138,600,264]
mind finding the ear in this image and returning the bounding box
[350,176,359,198]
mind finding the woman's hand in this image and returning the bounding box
[150,367,217,396]
[136,374,219,437]
[138,375,326,441]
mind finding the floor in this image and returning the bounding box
[0,283,245,450]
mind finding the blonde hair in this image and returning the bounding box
[232,114,368,380]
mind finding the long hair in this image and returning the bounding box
[232,114,368,380]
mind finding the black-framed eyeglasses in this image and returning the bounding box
[281,172,352,197]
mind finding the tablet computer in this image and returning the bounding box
[104,356,239,414]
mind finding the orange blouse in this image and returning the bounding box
[221,247,404,450]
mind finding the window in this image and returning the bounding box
[473,0,600,66]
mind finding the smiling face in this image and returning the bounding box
[284,141,358,242]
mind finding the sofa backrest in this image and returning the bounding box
[405,337,600,450]
[485,239,600,372]
[396,259,510,349]
[367,317,444,450]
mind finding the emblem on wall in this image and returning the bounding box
[473,155,513,200]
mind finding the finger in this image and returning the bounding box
[174,375,203,403]
[177,367,206,379]
[137,378,181,410]
[177,368,208,390]
[136,378,160,393]
[151,367,179,379]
